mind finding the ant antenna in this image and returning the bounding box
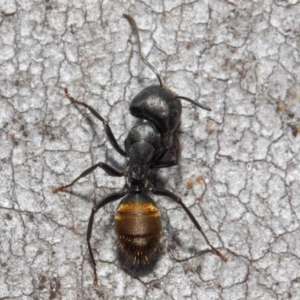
[124,14,211,112]
[175,96,212,111]
[123,14,163,88]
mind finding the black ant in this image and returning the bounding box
[53,14,227,285]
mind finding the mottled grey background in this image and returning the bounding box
[0,0,300,299]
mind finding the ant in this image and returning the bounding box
[53,14,227,285]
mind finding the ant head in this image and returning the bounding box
[130,85,182,137]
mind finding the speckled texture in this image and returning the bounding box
[1,1,300,299]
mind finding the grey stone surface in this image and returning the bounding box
[0,1,300,299]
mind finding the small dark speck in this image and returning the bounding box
[186,42,194,50]
[287,111,295,118]
[38,274,47,290]
[96,290,106,298]
[152,281,161,289]
[50,277,61,300]
[28,212,34,221]
[290,125,299,137]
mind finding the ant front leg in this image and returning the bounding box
[150,132,181,169]
[153,187,228,262]
[53,162,124,193]
[64,88,127,157]
[87,191,125,285]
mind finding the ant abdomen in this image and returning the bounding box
[115,193,162,264]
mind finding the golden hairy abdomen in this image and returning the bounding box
[115,194,162,264]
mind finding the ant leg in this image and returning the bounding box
[150,133,181,169]
[150,147,179,168]
[153,187,228,262]
[87,191,125,285]
[123,14,163,88]
[151,160,177,169]
[64,88,126,157]
[53,162,124,193]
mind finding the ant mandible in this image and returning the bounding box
[53,14,227,285]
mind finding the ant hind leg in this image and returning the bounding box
[153,187,228,262]
[87,191,125,285]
